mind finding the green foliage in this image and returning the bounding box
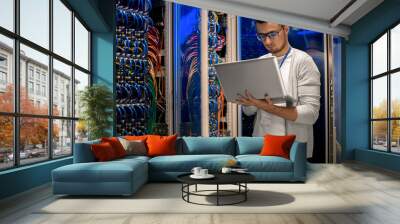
[79,84,113,140]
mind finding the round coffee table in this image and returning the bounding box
[177,173,255,206]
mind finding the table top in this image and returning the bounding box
[177,172,255,185]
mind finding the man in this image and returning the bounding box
[236,21,321,158]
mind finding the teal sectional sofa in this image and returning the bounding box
[52,137,307,196]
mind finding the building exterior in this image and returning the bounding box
[0,41,75,152]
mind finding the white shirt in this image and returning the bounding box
[243,47,321,158]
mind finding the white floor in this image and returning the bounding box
[1,162,400,224]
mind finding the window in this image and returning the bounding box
[20,0,49,48]
[42,85,46,97]
[0,1,91,170]
[28,67,34,80]
[74,69,89,118]
[28,81,34,94]
[53,0,72,60]
[0,34,13,113]
[35,70,41,81]
[0,55,7,67]
[0,54,8,87]
[53,119,72,158]
[0,71,6,85]
[371,23,400,153]
[35,83,40,95]
[74,17,89,70]
[53,59,72,117]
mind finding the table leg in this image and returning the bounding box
[187,184,190,202]
[245,183,247,201]
[217,184,219,206]
[195,184,197,192]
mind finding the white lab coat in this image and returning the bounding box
[242,47,321,158]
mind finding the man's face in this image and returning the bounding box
[255,22,288,54]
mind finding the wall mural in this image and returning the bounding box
[115,0,167,136]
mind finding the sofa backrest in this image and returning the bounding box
[178,137,236,155]
[74,136,267,161]
[235,137,264,155]
[73,139,100,163]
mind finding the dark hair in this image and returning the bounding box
[255,20,268,24]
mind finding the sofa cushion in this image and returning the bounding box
[115,155,150,163]
[119,138,147,156]
[124,135,148,141]
[52,159,147,183]
[180,137,235,155]
[235,137,264,155]
[91,142,118,161]
[147,135,177,157]
[101,137,127,158]
[260,134,296,159]
[236,155,293,172]
[148,154,235,172]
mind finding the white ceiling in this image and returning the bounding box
[165,0,384,37]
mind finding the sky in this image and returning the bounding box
[372,32,400,108]
[0,0,89,74]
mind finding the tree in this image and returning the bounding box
[0,84,59,151]
[79,84,113,140]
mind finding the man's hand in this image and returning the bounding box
[235,90,273,112]
[235,89,298,121]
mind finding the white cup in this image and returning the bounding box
[200,169,208,176]
[221,167,232,174]
[191,167,202,176]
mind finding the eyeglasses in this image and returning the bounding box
[256,27,283,42]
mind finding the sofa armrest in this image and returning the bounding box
[73,140,100,163]
[289,142,307,181]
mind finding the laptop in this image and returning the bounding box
[214,56,294,105]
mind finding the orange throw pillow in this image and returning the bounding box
[124,135,148,141]
[146,134,177,157]
[91,142,117,161]
[260,134,296,159]
[101,137,126,158]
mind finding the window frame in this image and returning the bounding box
[370,20,400,154]
[0,0,92,171]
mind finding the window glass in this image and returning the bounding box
[20,0,49,49]
[53,0,72,60]
[75,120,88,143]
[391,72,400,118]
[53,59,72,117]
[372,77,387,119]
[0,0,14,31]
[0,35,14,113]
[372,33,387,76]
[53,119,72,157]
[20,117,49,165]
[372,121,388,151]
[391,120,400,153]
[20,44,49,115]
[391,24,400,70]
[74,69,89,118]
[0,116,13,170]
[74,18,89,70]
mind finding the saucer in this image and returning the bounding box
[190,174,215,179]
